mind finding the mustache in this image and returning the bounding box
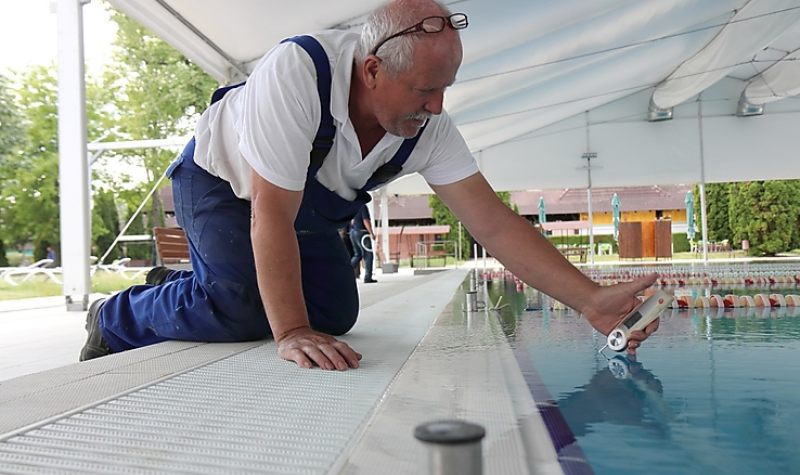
[405,112,431,122]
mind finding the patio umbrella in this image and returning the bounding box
[611,193,621,241]
[538,196,547,225]
[685,191,696,240]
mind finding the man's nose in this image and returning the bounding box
[423,90,444,115]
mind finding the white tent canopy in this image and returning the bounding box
[104,0,800,193]
[57,0,800,307]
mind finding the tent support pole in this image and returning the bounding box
[697,97,710,265]
[57,0,91,311]
[583,111,596,266]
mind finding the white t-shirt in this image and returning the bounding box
[193,30,478,201]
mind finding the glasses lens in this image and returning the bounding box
[449,13,468,29]
[420,16,446,33]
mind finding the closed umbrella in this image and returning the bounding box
[685,191,695,241]
[538,196,547,225]
[611,193,621,241]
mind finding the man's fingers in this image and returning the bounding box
[627,316,661,354]
[302,345,335,371]
[278,332,362,370]
[332,341,361,368]
[285,348,313,369]
[644,318,660,335]
[318,343,350,371]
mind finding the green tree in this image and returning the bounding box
[93,189,121,259]
[728,180,800,256]
[704,183,731,242]
[102,10,216,230]
[0,74,26,265]
[1,67,110,262]
[429,191,519,260]
[0,8,213,266]
[6,66,61,260]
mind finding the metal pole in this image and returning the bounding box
[458,222,462,263]
[415,420,485,475]
[698,98,709,265]
[583,112,596,266]
[97,171,168,265]
[586,181,594,265]
[380,191,391,267]
[57,0,91,311]
[367,194,376,255]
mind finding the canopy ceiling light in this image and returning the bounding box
[736,95,765,116]
[648,98,673,122]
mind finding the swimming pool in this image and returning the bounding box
[486,279,800,475]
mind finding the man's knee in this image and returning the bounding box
[309,298,359,336]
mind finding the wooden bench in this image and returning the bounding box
[153,227,191,269]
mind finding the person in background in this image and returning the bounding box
[340,222,356,266]
[350,205,377,283]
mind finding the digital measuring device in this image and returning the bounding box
[601,289,671,353]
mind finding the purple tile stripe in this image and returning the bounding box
[512,345,595,475]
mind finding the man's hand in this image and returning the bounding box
[277,327,362,370]
[581,274,660,355]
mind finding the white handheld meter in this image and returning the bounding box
[605,289,670,352]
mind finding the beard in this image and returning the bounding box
[391,112,430,138]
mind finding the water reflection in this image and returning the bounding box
[484,274,800,475]
[558,355,670,438]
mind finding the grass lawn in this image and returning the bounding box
[0,271,146,301]
[5,247,798,300]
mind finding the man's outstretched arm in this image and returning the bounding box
[430,172,658,353]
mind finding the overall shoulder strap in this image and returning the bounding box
[209,81,246,105]
[361,123,428,191]
[281,35,334,174]
[283,34,421,190]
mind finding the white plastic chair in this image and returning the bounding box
[1,259,62,286]
[92,257,146,280]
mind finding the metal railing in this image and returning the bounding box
[412,240,456,268]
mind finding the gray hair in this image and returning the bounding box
[356,0,451,77]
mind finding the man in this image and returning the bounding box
[81,0,658,370]
[350,205,377,284]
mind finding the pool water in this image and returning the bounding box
[486,279,800,475]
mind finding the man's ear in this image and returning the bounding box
[363,56,381,89]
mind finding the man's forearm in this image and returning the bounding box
[476,208,599,313]
[431,174,598,314]
[251,216,310,341]
[363,218,375,237]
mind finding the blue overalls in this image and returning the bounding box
[99,36,424,351]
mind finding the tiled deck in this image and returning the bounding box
[0,268,557,474]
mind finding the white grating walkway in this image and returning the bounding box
[0,269,559,474]
[341,279,561,475]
